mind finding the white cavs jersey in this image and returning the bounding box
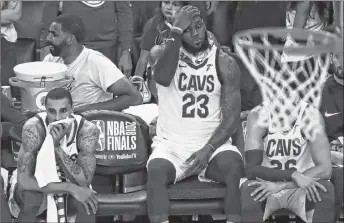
[261,102,315,173]
[156,45,223,144]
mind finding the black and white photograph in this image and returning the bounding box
[1,1,343,223]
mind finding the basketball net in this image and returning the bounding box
[234,28,339,141]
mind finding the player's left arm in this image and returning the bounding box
[301,109,333,179]
[55,121,100,187]
[206,49,241,150]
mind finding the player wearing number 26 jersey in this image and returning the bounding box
[241,102,335,223]
[145,6,244,223]
[261,102,314,173]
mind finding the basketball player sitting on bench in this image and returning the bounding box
[9,88,99,223]
[241,96,335,222]
[146,5,243,223]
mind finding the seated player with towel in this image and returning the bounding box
[9,88,100,223]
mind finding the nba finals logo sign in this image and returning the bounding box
[92,120,138,162]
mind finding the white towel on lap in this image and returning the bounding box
[34,118,75,223]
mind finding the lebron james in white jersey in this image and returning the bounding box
[146,5,244,223]
[241,101,335,222]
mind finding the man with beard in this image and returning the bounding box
[147,6,243,223]
[8,88,99,223]
[43,14,142,114]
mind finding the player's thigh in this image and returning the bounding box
[147,142,182,183]
[14,183,47,214]
[240,180,265,209]
[147,157,177,184]
[315,180,335,199]
[205,150,244,183]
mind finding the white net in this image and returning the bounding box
[234,28,339,140]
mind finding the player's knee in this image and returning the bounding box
[147,158,175,185]
[215,151,244,178]
[20,190,44,211]
[331,167,343,186]
[318,180,335,200]
[241,181,260,210]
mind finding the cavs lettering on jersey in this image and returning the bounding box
[156,45,223,144]
[261,102,315,173]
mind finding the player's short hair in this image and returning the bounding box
[53,14,86,43]
[45,88,73,106]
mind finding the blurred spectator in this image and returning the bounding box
[60,1,133,77]
[1,174,12,223]
[131,1,157,37]
[44,14,142,114]
[1,93,28,140]
[286,1,332,31]
[209,1,237,47]
[133,1,189,79]
[320,54,343,222]
[229,2,289,111]
[1,1,22,87]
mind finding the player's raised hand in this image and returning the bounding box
[172,5,200,31]
[50,123,69,147]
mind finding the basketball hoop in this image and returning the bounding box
[233,28,341,140]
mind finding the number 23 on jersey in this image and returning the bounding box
[182,93,210,118]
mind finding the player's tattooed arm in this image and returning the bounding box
[17,119,43,189]
[55,120,99,187]
[206,49,241,150]
[17,118,76,194]
[149,30,183,87]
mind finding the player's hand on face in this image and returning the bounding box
[50,123,69,147]
[70,185,98,215]
[291,171,327,202]
[248,178,285,202]
[172,5,200,31]
[183,145,213,178]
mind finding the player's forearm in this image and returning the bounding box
[301,165,332,180]
[134,52,149,77]
[245,164,294,182]
[207,92,241,150]
[207,115,239,150]
[18,174,73,194]
[81,92,143,112]
[281,181,299,190]
[54,148,90,187]
[153,31,182,87]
